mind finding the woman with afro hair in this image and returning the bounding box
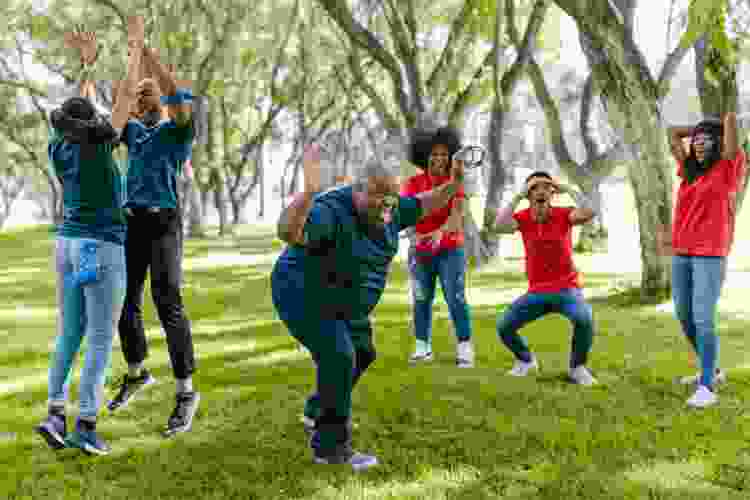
[401,127,475,367]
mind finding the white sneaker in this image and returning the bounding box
[409,340,433,364]
[456,341,474,368]
[687,385,718,408]
[570,365,597,386]
[507,357,538,377]
[679,369,727,386]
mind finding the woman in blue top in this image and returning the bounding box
[35,32,128,456]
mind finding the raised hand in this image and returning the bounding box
[302,144,323,194]
[64,31,98,65]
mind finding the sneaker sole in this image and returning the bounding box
[107,376,157,412]
[409,354,434,365]
[82,442,111,456]
[35,426,66,450]
[163,392,201,438]
[313,456,378,471]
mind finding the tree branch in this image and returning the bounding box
[580,74,597,159]
[426,1,474,92]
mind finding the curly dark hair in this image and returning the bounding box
[409,126,462,170]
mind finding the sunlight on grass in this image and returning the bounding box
[0,372,49,396]
[0,306,55,320]
[183,252,280,271]
[226,348,308,367]
[299,465,481,500]
[625,460,731,495]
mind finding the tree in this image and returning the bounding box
[316,0,551,263]
[552,0,691,300]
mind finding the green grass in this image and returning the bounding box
[2,225,750,499]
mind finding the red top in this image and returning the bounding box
[513,207,581,293]
[401,172,465,254]
[673,151,746,257]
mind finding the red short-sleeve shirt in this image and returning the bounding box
[401,172,465,253]
[513,207,581,293]
[673,151,746,257]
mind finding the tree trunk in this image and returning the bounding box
[186,179,206,238]
[482,104,508,259]
[574,176,608,253]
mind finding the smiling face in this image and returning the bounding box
[354,175,400,229]
[428,144,451,176]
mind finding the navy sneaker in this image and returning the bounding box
[64,419,111,456]
[34,412,66,450]
[107,370,157,412]
[302,415,317,437]
[164,391,200,437]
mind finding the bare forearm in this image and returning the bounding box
[416,180,461,215]
[566,188,597,214]
[112,51,142,131]
[143,49,178,96]
[724,112,738,158]
[277,192,315,243]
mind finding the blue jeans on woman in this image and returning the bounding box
[672,255,726,388]
[48,237,126,419]
[410,247,472,344]
[497,288,594,368]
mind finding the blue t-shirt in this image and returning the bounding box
[49,126,126,245]
[275,185,422,320]
[121,88,193,209]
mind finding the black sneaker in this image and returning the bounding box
[107,370,157,412]
[164,391,200,437]
[34,412,67,450]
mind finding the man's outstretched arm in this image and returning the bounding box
[143,48,191,127]
[111,16,144,134]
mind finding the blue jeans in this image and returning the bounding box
[410,247,472,343]
[497,289,594,368]
[672,255,726,388]
[48,237,126,418]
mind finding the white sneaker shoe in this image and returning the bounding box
[507,357,538,377]
[456,341,474,368]
[687,385,718,408]
[409,340,433,364]
[679,369,726,386]
[570,365,597,386]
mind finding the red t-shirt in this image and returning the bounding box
[673,151,746,257]
[514,207,581,293]
[401,172,465,253]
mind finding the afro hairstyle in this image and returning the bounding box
[409,126,462,170]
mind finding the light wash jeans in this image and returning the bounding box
[672,255,727,388]
[48,237,126,418]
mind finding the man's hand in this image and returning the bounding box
[302,144,323,195]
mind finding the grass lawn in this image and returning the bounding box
[1,222,750,500]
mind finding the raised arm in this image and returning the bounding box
[415,159,465,215]
[558,184,597,226]
[668,125,693,165]
[277,145,323,245]
[722,112,739,160]
[142,48,191,127]
[111,16,144,133]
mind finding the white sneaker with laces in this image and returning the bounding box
[687,385,718,408]
[409,340,433,364]
[679,369,726,386]
[456,341,474,368]
[507,357,538,377]
[570,365,597,386]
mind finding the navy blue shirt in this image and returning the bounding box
[275,186,422,320]
[121,88,193,209]
[48,125,126,245]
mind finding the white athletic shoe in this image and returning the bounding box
[456,341,475,368]
[569,365,597,386]
[409,340,433,364]
[679,369,726,386]
[507,357,538,377]
[687,385,718,408]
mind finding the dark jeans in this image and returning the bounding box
[118,208,195,379]
[271,262,377,453]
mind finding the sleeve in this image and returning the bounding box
[455,184,466,201]
[397,195,423,231]
[400,177,417,197]
[161,87,194,106]
[561,206,575,227]
[119,120,136,148]
[676,160,684,178]
[725,150,746,190]
[303,201,338,248]
[512,210,526,232]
